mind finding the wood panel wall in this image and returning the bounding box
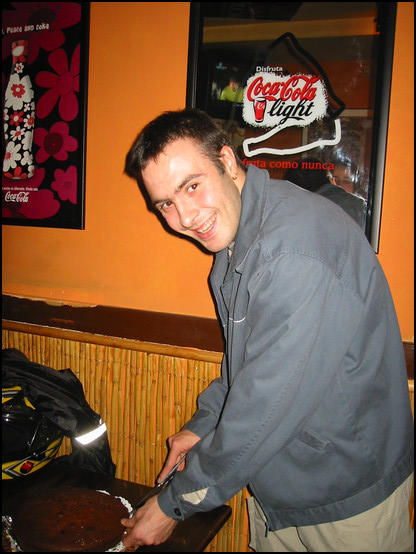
[2,322,414,549]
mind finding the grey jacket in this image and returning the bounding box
[158,165,413,530]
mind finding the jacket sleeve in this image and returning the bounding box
[158,252,364,520]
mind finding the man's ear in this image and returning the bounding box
[219,145,238,179]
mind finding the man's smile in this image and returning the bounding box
[193,214,217,239]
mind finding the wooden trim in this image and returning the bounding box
[2,294,413,377]
[2,294,224,354]
[404,342,414,380]
[2,319,223,363]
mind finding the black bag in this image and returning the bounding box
[2,348,116,477]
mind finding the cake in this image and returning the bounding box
[12,486,129,552]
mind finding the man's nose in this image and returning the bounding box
[177,200,198,229]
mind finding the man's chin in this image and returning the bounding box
[195,237,225,254]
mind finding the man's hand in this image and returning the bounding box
[157,429,200,483]
[121,495,177,551]
[122,429,201,550]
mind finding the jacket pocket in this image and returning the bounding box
[296,428,330,451]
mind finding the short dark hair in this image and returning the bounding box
[125,108,242,180]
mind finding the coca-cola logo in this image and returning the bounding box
[246,74,319,102]
[4,191,29,202]
[242,71,342,157]
[243,72,327,130]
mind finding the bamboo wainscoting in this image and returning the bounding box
[2,322,251,553]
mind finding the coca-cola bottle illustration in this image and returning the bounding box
[3,40,36,179]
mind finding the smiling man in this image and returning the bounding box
[123,109,413,552]
[142,136,244,253]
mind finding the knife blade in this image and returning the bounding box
[128,455,186,516]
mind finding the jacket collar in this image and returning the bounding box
[228,165,268,272]
[211,165,269,287]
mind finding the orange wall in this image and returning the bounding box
[377,1,414,342]
[2,2,414,342]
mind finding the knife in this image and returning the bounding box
[128,455,186,516]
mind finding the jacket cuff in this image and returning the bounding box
[157,483,187,521]
[181,409,217,438]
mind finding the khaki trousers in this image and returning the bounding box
[247,474,414,552]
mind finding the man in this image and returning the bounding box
[332,162,357,194]
[123,109,414,551]
[220,74,244,103]
[283,159,367,229]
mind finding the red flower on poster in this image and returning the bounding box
[36,45,80,121]
[34,121,78,163]
[52,165,77,204]
[19,188,60,219]
[8,111,24,126]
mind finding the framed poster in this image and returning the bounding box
[186,2,397,251]
[2,1,89,229]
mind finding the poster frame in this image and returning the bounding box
[2,1,90,230]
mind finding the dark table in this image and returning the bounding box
[2,458,231,552]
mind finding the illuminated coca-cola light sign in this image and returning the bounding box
[242,69,341,157]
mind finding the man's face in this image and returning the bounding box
[332,165,355,194]
[230,79,240,92]
[142,138,242,253]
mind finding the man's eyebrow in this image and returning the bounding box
[151,173,203,207]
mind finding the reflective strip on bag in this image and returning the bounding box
[74,422,107,445]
